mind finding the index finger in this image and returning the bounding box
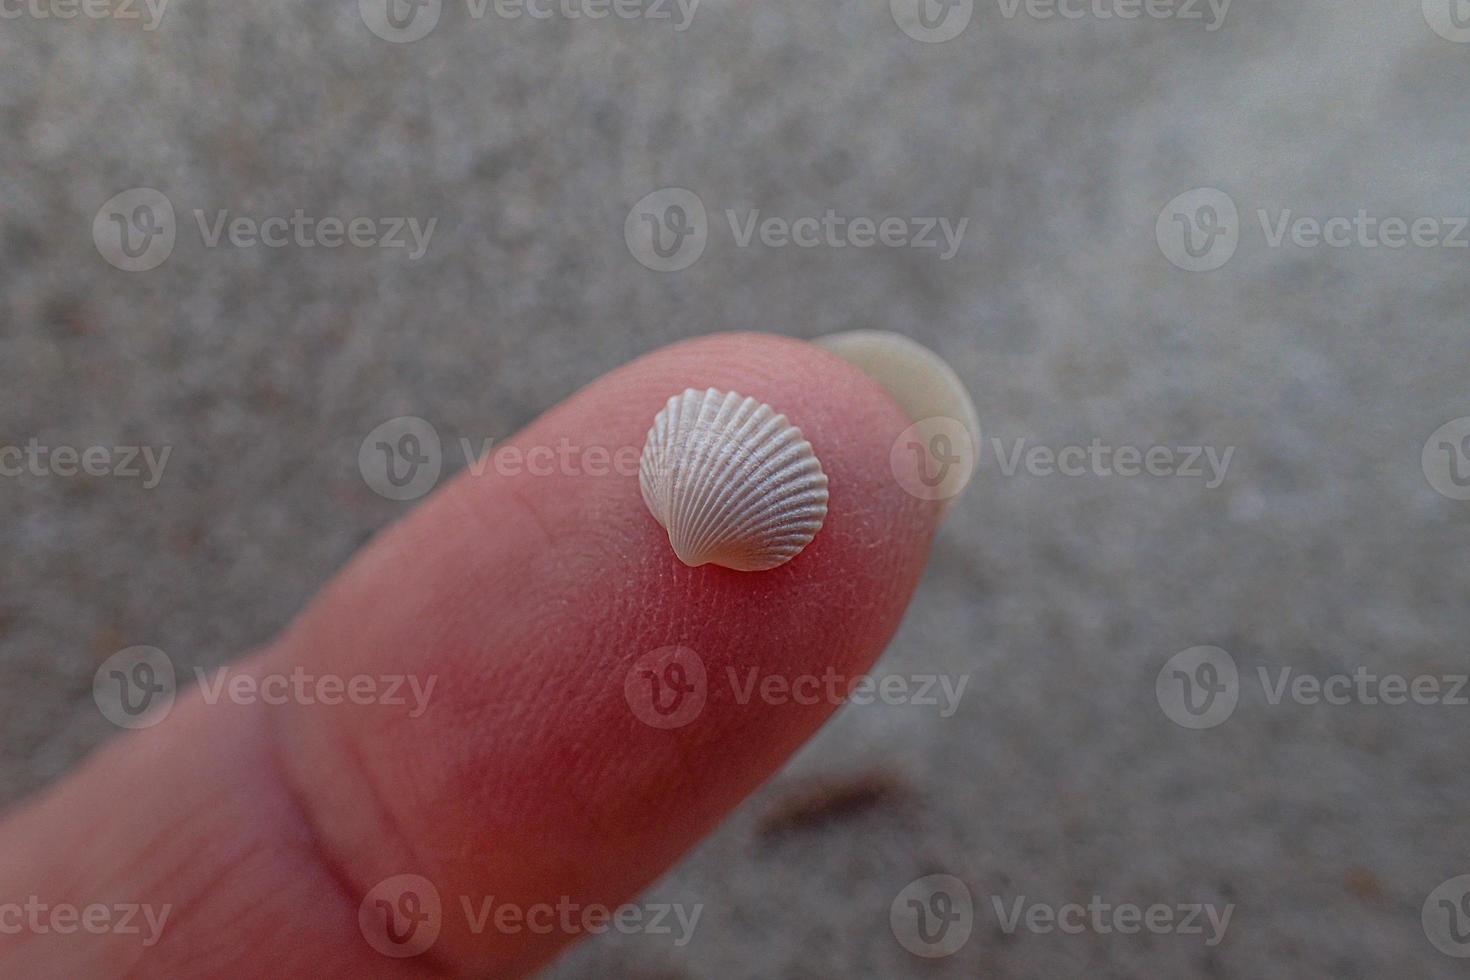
[0,331,972,979]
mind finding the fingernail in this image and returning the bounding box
[814,330,980,506]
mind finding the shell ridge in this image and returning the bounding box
[682,397,775,556]
[676,389,743,562]
[640,388,829,571]
[684,408,796,548]
[679,394,770,560]
[641,393,682,524]
[687,427,826,564]
[667,389,712,554]
[715,439,817,516]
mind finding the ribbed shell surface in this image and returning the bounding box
[639,389,829,571]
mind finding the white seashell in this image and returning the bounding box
[640,389,829,571]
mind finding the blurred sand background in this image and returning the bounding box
[4,0,1470,976]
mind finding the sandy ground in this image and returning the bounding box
[4,0,1470,976]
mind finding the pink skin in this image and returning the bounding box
[0,333,944,978]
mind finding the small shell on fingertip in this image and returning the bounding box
[640,388,829,572]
